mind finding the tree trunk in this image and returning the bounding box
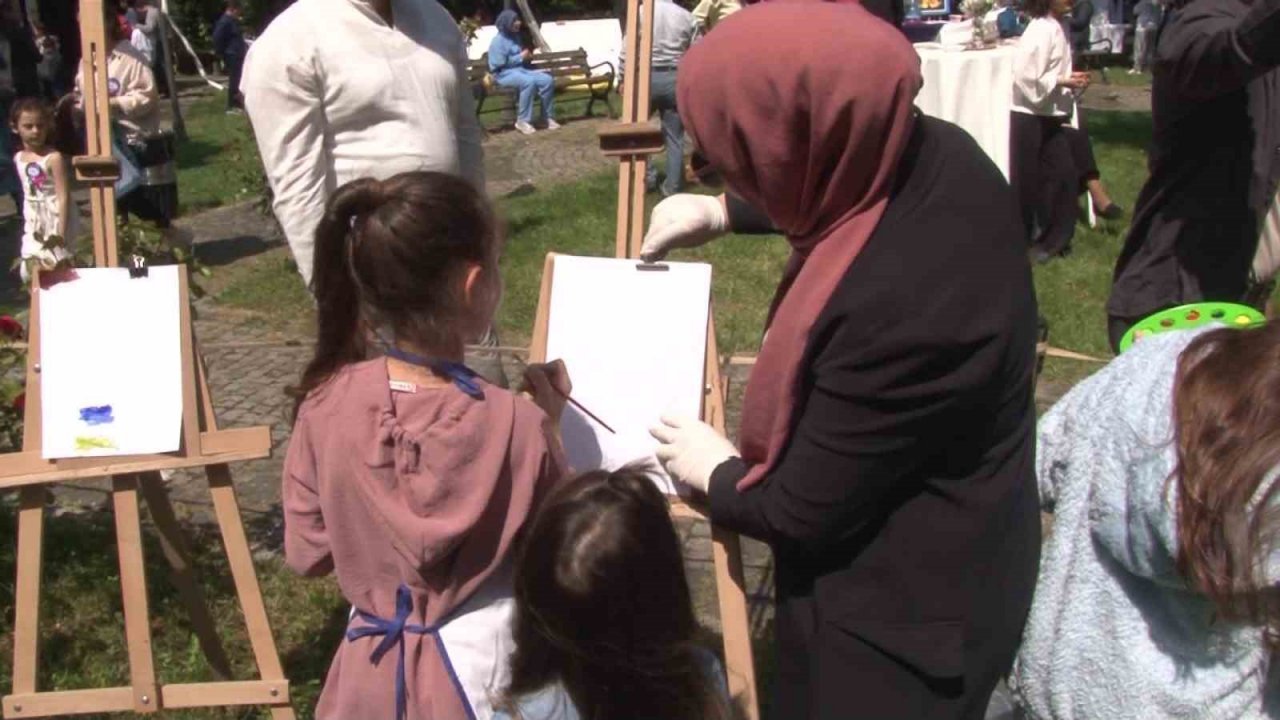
[514,0,551,51]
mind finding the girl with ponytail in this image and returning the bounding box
[282,171,571,720]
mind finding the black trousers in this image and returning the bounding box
[1010,112,1077,256]
[1063,125,1099,192]
[225,54,244,109]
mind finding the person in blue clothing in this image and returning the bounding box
[998,0,1028,36]
[494,467,732,720]
[487,9,557,135]
[212,0,247,112]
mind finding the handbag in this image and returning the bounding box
[111,130,144,199]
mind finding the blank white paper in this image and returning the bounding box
[39,266,184,459]
[545,255,712,493]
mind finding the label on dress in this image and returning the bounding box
[389,380,417,394]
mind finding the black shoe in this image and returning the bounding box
[1096,203,1125,220]
[1030,245,1071,265]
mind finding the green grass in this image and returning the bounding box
[0,492,344,718]
[214,108,1155,375]
[175,96,265,215]
[1033,110,1151,386]
[214,253,312,325]
[215,171,790,356]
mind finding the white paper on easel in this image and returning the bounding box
[544,255,712,494]
[39,266,184,459]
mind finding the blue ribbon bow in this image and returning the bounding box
[346,584,439,720]
[381,344,484,400]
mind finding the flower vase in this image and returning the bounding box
[969,16,989,48]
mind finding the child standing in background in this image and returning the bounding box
[495,467,733,720]
[284,170,570,720]
[10,98,76,280]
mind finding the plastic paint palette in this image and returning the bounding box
[1118,302,1265,353]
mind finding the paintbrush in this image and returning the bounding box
[511,355,617,434]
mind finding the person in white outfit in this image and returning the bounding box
[241,0,485,288]
[10,97,77,280]
[1130,0,1164,73]
[242,0,507,383]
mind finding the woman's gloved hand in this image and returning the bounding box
[640,193,730,262]
[649,415,739,494]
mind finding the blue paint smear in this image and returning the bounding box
[79,405,114,425]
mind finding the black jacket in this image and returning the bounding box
[711,117,1041,719]
[1108,0,1280,321]
[212,13,247,60]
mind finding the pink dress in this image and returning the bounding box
[283,358,566,720]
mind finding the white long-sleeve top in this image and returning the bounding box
[1012,17,1074,117]
[74,41,161,145]
[241,0,485,286]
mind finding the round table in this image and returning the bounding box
[914,42,1016,180]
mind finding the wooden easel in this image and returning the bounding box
[1,2,294,716]
[531,2,762,716]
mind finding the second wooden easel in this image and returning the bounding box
[1,1,293,716]
[594,2,762,716]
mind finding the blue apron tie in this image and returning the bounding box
[346,584,439,720]
[380,343,484,400]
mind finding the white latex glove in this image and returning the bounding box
[649,415,739,494]
[639,194,730,262]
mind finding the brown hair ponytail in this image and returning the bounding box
[290,171,497,417]
[1174,322,1280,645]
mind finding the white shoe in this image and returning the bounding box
[1127,68,1140,75]
[515,121,536,135]
[545,118,561,130]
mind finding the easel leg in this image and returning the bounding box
[712,527,760,720]
[11,486,46,698]
[206,463,295,719]
[137,472,234,679]
[193,353,294,718]
[111,475,159,713]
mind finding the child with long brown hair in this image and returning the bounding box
[283,170,570,720]
[495,467,732,720]
[10,97,77,280]
[1013,322,1280,719]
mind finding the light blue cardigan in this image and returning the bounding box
[1011,328,1280,719]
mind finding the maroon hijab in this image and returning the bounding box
[677,3,922,490]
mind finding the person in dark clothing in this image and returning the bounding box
[1106,0,1280,351]
[212,0,247,112]
[645,5,1041,719]
[1066,0,1093,51]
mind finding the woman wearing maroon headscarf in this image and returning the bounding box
[648,4,1040,717]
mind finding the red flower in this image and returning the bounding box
[0,316,24,340]
[13,393,25,413]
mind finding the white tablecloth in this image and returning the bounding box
[914,43,1016,180]
[1088,23,1130,54]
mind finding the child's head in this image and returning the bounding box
[1174,321,1280,644]
[501,467,729,720]
[10,98,53,152]
[295,171,500,405]
[225,0,242,17]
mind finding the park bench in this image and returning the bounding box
[470,48,616,124]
